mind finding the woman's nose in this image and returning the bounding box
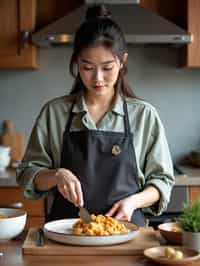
[93,69,103,82]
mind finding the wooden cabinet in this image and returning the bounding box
[1,0,199,68]
[184,0,200,67]
[189,187,200,202]
[142,0,200,68]
[0,187,45,229]
[0,0,38,68]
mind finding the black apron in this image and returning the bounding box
[47,100,146,226]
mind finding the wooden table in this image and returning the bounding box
[0,233,199,266]
[0,231,155,266]
[0,240,151,266]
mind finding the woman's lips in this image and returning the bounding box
[94,85,106,90]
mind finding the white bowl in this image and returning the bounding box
[0,145,11,170]
[0,208,27,240]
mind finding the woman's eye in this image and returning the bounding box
[103,65,114,71]
[104,67,113,71]
[83,66,93,71]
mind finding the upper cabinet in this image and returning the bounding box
[184,0,200,67]
[1,0,200,68]
[0,0,82,69]
[142,0,200,68]
[0,0,38,69]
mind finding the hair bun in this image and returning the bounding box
[86,4,111,20]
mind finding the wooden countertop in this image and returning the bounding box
[0,232,162,266]
[0,168,18,187]
[1,166,200,188]
[175,166,200,186]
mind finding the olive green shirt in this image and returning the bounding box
[16,93,174,215]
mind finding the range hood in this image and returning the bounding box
[32,0,192,47]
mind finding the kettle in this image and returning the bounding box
[0,145,11,171]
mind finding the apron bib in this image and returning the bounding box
[47,100,146,226]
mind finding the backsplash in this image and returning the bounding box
[0,46,199,162]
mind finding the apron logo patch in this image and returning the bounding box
[112,145,121,155]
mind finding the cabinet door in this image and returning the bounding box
[0,0,38,68]
[189,187,200,202]
[184,0,200,67]
[0,187,45,229]
[0,187,45,215]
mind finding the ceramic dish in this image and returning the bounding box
[43,218,139,246]
[158,222,182,244]
[0,208,27,240]
[144,246,200,265]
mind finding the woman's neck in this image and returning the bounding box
[84,90,115,109]
[84,90,116,125]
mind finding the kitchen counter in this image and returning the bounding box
[1,166,200,187]
[174,165,200,186]
[0,168,18,187]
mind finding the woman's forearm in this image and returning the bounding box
[34,169,58,192]
[131,185,160,209]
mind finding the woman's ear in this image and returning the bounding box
[123,53,128,63]
[120,53,128,68]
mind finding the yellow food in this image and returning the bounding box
[0,213,5,219]
[171,224,182,232]
[72,214,128,236]
[165,247,176,259]
[174,250,184,260]
[164,247,183,260]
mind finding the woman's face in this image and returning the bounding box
[78,46,122,97]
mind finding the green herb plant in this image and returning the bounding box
[177,199,200,232]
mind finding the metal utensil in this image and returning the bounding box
[0,202,23,209]
[36,228,45,247]
[78,207,92,223]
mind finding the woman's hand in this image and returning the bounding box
[105,186,160,221]
[55,168,84,207]
[105,195,138,221]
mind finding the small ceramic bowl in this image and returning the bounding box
[158,222,182,245]
[0,208,27,240]
[0,145,11,171]
[144,246,200,265]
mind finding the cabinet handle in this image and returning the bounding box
[20,31,31,48]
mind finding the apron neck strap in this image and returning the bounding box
[123,100,131,134]
[65,101,75,131]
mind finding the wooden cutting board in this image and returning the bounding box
[1,119,25,162]
[22,227,160,256]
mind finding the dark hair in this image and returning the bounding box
[69,4,135,98]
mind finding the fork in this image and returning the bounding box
[78,207,92,223]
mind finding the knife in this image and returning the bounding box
[36,228,45,247]
[78,207,92,223]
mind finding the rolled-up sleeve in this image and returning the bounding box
[143,107,174,215]
[16,104,53,200]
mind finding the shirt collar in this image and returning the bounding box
[71,92,125,116]
[72,92,87,114]
[112,94,124,116]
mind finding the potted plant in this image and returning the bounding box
[177,198,200,251]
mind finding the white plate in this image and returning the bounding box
[43,218,139,246]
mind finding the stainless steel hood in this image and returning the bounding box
[32,0,192,47]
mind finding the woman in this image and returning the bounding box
[17,5,174,226]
